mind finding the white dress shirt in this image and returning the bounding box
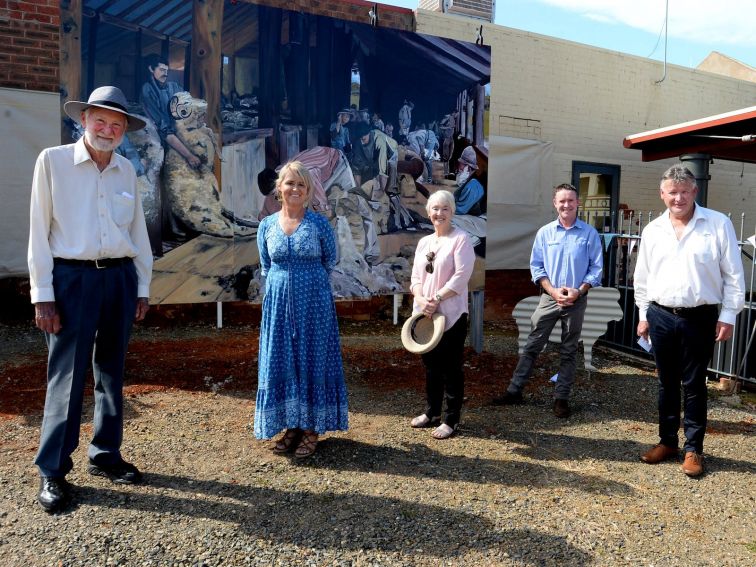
[28,137,153,303]
[634,205,745,325]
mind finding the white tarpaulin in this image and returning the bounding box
[486,135,554,269]
[0,87,60,277]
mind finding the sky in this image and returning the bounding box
[381,0,756,69]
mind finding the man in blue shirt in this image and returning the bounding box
[492,183,603,417]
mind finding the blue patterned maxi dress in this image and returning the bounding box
[254,210,349,438]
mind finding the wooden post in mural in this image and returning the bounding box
[59,0,82,144]
[473,83,485,146]
[191,0,224,187]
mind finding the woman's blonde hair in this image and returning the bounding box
[275,161,314,206]
[426,189,456,216]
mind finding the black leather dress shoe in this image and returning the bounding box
[37,477,71,513]
[88,459,143,485]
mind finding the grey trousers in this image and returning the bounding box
[35,260,137,478]
[508,293,587,400]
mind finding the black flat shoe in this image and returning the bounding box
[88,459,143,485]
[37,476,71,513]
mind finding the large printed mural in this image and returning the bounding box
[76,1,491,304]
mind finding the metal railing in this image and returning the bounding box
[578,209,756,385]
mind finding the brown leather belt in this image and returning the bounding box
[53,257,131,269]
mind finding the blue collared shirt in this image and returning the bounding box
[530,218,603,289]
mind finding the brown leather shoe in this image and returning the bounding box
[553,399,570,418]
[640,443,678,464]
[682,451,704,477]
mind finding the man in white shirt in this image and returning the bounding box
[634,164,745,477]
[28,86,153,512]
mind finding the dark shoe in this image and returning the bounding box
[37,477,71,513]
[490,391,523,406]
[640,443,678,464]
[88,459,143,485]
[682,451,704,477]
[553,399,571,418]
[272,428,302,454]
[294,431,319,459]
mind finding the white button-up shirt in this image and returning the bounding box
[28,137,153,303]
[634,205,745,325]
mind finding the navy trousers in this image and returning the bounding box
[647,303,719,454]
[35,260,138,478]
[421,313,468,428]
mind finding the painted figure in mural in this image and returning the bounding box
[409,190,475,440]
[329,108,352,153]
[407,128,439,182]
[635,165,744,477]
[256,146,353,221]
[384,122,395,139]
[454,146,485,216]
[491,183,603,418]
[398,99,414,139]
[439,111,457,164]
[140,53,200,169]
[371,112,385,132]
[28,86,153,513]
[350,122,398,192]
[254,162,349,459]
[162,92,254,238]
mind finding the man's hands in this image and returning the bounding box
[34,297,149,333]
[34,301,61,334]
[715,321,734,342]
[551,286,579,307]
[637,321,649,342]
[135,297,150,322]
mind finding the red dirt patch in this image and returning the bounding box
[0,328,520,419]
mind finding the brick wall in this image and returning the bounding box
[253,0,415,32]
[0,0,59,92]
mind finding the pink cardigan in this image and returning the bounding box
[410,227,476,331]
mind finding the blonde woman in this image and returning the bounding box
[254,161,348,458]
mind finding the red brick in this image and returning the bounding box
[36,4,57,17]
[11,53,36,64]
[24,28,53,40]
[12,36,39,47]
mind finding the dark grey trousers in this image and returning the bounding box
[508,293,587,400]
[35,260,137,478]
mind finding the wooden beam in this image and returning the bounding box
[60,0,83,143]
[191,0,224,187]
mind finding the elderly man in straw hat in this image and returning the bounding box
[28,86,153,513]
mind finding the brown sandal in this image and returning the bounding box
[294,431,319,459]
[272,428,302,453]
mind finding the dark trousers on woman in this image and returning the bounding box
[646,303,719,455]
[35,260,137,478]
[421,313,468,428]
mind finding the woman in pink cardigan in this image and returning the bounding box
[409,190,476,439]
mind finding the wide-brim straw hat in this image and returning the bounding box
[63,85,146,132]
[401,312,446,354]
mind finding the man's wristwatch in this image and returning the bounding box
[435,292,443,302]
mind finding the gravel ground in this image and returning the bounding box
[0,319,755,566]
